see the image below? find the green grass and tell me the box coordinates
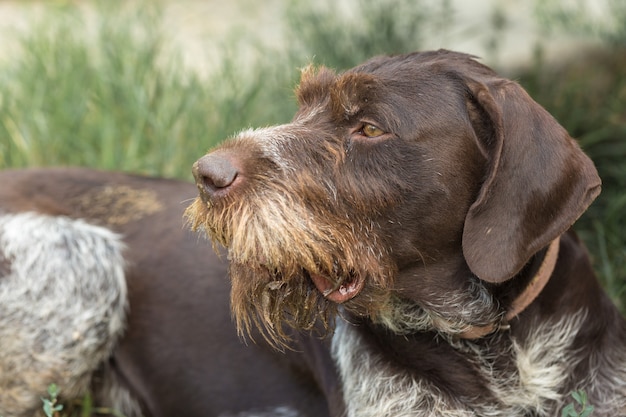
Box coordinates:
[282,0,452,70]
[562,390,595,417]
[0,1,289,179]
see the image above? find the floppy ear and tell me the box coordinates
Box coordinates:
[462,77,601,283]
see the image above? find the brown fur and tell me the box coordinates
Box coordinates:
[187,50,626,415]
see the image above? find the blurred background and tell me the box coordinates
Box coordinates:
[0,0,624,311]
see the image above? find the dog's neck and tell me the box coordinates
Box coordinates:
[459,236,561,339]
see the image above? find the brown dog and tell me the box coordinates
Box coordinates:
[1,50,625,416]
[187,50,626,415]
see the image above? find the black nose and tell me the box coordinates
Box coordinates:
[192,152,239,198]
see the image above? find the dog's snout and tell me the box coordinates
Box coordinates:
[193,153,240,198]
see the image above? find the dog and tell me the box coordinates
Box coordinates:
[1,50,624,417]
[186,50,626,416]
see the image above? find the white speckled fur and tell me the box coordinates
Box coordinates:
[332,311,626,416]
[0,212,128,417]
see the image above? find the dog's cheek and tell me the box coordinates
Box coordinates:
[394,255,468,296]
[336,139,420,213]
[229,261,337,347]
[382,135,485,264]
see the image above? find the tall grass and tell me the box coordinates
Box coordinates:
[0,1,285,179]
[283,0,454,70]
[535,0,626,46]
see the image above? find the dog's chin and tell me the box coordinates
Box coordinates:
[185,196,395,347]
[228,261,392,350]
[229,261,336,349]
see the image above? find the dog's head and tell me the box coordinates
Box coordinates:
[186,50,600,347]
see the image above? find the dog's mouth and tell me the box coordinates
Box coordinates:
[309,271,365,303]
[185,194,394,348]
[227,259,391,350]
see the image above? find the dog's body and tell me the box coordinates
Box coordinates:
[2,50,626,416]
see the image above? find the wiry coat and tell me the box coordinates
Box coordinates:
[188,50,626,416]
[1,50,625,417]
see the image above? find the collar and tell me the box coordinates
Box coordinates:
[459,236,561,339]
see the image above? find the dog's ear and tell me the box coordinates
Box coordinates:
[462,77,601,283]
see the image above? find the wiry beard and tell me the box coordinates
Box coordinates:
[185,188,395,349]
[228,261,338,348]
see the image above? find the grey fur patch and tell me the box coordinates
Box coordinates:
[0,212,128,417]
[332,311,626,417]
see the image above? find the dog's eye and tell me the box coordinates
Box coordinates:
[360,123,385,138]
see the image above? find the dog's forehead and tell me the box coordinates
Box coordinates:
[295,51,494,126]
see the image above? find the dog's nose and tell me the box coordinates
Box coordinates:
[192,152,239,198]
